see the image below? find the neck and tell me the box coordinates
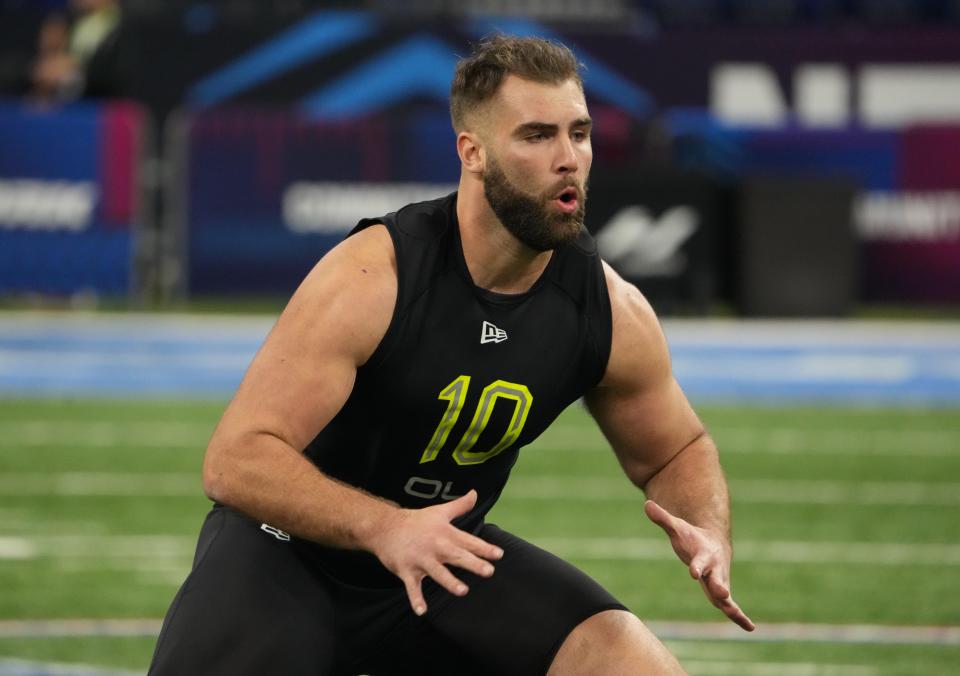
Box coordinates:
[456,174,553,294]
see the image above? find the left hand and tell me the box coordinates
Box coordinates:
[645,499,755,631]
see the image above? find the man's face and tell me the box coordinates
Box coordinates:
[483,155,587,252]
[478,76,592,252]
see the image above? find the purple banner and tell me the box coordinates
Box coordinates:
[859,126,960,303]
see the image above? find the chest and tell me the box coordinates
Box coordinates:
[365,271,590,467]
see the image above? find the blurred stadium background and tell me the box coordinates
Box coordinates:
[1,1,959,674]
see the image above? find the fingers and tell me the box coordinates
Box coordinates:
[399,552,477,617]
[709,585,755,632]
[426,561,470,598]
[703,568,730,599]
[725,601,755,632]
[698,570,756,632]
[391,498,504,617]
[399,545,495,618]
[437,488,478,520]
[643,499,678,535]
[454,529,504,563]
[645,501,756,632]
[398,556,478,617]
[401,573,428,617]
[688,551,711,580]
[448,543,497,578]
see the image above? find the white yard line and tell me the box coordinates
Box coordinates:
[0,421,211,448]
[0,535,195,560]
[0,473,201,496]
[533,537,960,566]
[0,657,875,676]
[0,658,142,676]
[0,472,957,507]
[679,660,877,676]
[731,479,960,506]
[0,619,161,639]
[1,471,958,507]
[0,618,956,647]
[0,419,956,455]
[535,424,960,456]
[503,476,960,507]
[1,533,958,566]
[652,620,960,646]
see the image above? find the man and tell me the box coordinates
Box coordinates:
[150,35,753,675]
[29,0,127,102]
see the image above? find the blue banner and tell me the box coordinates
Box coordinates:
[0,101,143,296]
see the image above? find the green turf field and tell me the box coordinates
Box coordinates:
[0,399,958,674]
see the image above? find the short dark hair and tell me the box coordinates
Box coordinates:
[450,34,583,133]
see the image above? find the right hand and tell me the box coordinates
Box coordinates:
[370,489,504,616]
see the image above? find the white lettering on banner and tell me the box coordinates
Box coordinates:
[712,63,960,128]
[283,182,458,234]
[711,63,789,127]
[795,64,850,128]
[861,65,960,128]
[856,191,960,242]
[0,180,98,232]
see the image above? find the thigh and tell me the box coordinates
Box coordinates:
[401,524,627,676]
[149,506,339,676]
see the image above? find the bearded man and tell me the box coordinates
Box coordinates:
[150,34,753,676]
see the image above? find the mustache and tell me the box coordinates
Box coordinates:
[543,177,587,201]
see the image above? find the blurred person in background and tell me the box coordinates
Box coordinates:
[150,35,753,675]
[29,0,128,103]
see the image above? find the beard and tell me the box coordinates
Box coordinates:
[482,157,587,252]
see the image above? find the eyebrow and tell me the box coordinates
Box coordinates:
[512,117,593,136]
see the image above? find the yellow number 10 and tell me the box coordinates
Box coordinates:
[419,376,533,466]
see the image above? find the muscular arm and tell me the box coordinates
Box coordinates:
[202,225,397,547]
[585,262,753,630]
[202,225,501,614]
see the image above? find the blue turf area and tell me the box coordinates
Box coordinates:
[1,313,958,405]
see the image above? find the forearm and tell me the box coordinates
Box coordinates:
[642,433,731,544]
[203,431,397,552]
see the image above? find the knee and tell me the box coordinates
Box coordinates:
[563,609,645,654]
[548,610,685,676]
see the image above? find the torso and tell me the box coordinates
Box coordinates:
[303,192,612,581]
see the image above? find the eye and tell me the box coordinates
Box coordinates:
[572,129,589,142]
[526,132,547,143]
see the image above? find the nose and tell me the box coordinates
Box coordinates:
[554,136,579,176]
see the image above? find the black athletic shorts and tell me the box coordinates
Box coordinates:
[149,505,627,675]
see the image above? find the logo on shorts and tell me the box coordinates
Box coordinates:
[260,523,291,541]
[481,321,508,344]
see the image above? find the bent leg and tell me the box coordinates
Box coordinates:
[416,525,627,676]
[149,507,338,676]
[548,609,685,676]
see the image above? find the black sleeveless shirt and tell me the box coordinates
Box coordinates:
[302,192,612,583]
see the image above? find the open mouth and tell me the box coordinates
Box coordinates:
[553,186,579,214]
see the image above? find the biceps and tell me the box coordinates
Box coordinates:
[586,377,704,486]
[225,334,358,451]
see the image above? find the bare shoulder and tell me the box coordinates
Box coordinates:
[598,260,672,391]
[213,224,397,453]
[304,222,396,294]
[280,223,397,366]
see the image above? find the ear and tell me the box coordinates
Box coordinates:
[456,131,486,175]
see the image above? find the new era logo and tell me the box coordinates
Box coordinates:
[260,524,291,541]
[481,321,508,344]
